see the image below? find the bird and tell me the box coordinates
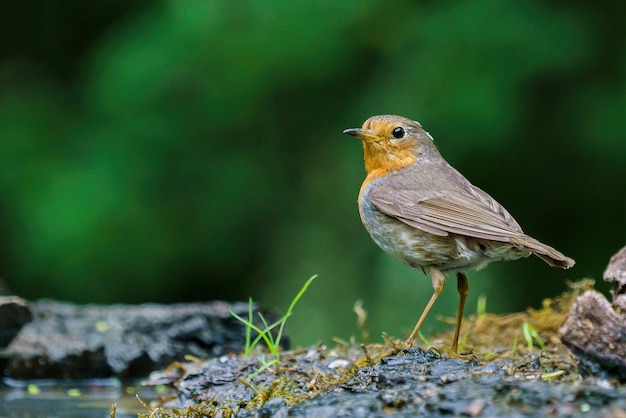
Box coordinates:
[343,114,575,354]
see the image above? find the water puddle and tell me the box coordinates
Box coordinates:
[1,378,162,417]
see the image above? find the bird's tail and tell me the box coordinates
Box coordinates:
[511,236,575,269]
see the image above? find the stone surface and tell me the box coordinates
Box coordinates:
[558,246,626,382]
[0,297,32,349]
[559,290,626,381]
[603,245,626,311]
[155,347,626,417]
[0,299,283,380]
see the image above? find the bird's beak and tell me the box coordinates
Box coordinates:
[343,128,361,137]
[343,128,379,142]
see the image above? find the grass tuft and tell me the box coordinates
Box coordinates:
[229,274,317,375]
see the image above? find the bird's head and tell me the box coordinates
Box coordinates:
[343,115,439,176]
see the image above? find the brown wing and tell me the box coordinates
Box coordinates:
[370,188,526,242]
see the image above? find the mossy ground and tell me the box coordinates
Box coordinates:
[122,279,613,418]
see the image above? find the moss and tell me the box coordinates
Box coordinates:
[119,280,596,417]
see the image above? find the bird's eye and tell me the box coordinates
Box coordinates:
[392,127,405,139]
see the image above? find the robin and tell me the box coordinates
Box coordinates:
[344,115,575,354]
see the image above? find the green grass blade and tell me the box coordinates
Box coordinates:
[246,297,253,353]
[275,274,317,346]
[529,325,546,350]
[417,329,430,346]
[229,308,275,356]
[522,322,533,351]
[257,312,279,360]
[476,294,487,318]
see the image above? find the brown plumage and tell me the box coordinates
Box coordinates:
[344,115,574,353]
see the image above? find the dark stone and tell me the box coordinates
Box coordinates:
[0,300,284,380]
[558,246,626,382]
[162,346,626,417]
[558,291,626,381]
[0,297,33,348]
[558,247,626,381]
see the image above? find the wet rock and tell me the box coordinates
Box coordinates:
[322,349,623,417]
[0,297,32,348]
[157,347,625,417]
[154,344,361,411]
[108,277,626,416]
[559,291,626,381]
[0,300,283,380]
[559,246,626,381]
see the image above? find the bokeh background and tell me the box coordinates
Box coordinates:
[0,0,623,346]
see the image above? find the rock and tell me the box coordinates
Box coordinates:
[0,297,32,348]
[603,245,626,312]
[160,348,626,417]
[558,291,626,381]
[0,300,284,380]
[559,246,626,381]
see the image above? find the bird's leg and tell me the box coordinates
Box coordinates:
[405,266,446,348]
[450,272,469,355]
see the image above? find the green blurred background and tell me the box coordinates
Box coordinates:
[0,0,623,347]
